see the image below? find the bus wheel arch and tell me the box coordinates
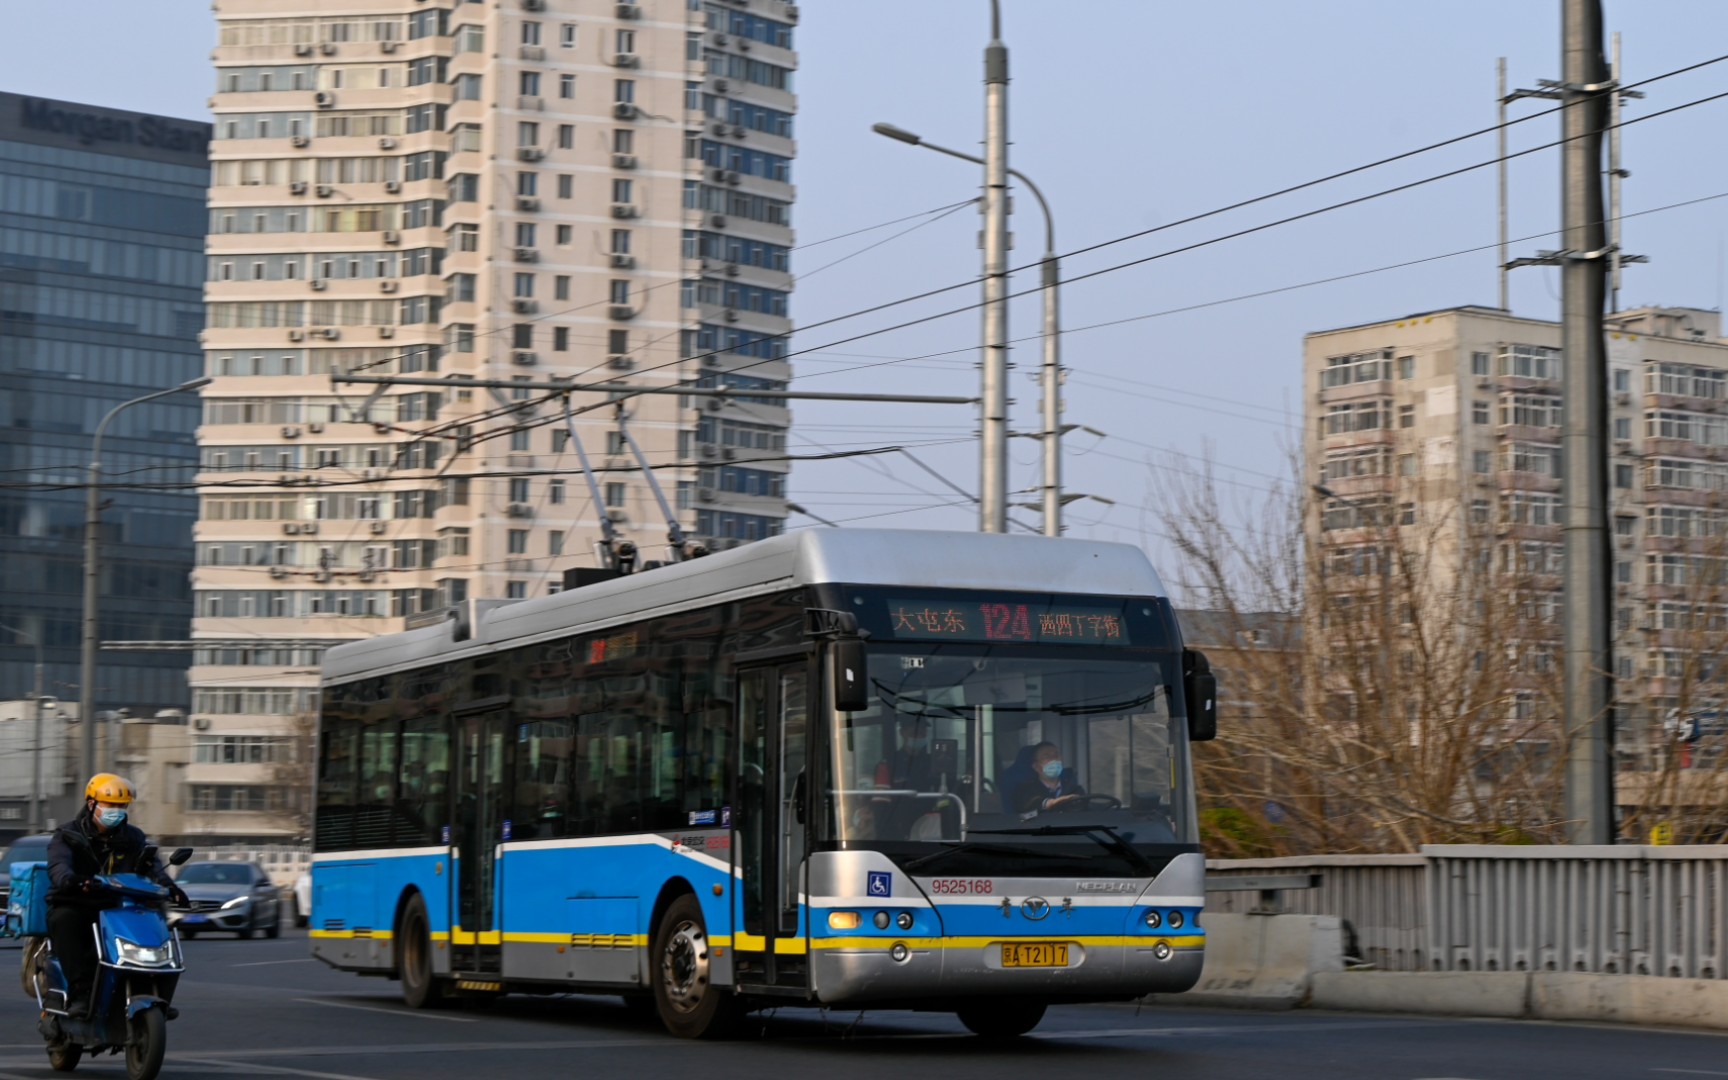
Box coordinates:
[649,888,743,1038]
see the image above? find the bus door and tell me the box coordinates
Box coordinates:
[735,662,810,988]
[452,706,510,975]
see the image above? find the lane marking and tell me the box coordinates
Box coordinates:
[1653,1071,1728,1076]
[293,997,479,1023]
[185,1056,386,1080]
[232,958,318,968]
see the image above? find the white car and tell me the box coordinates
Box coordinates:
[293,869,311,928]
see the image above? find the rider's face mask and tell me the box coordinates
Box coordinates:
[95,804,127,828]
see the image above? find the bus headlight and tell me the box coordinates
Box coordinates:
[828,911,861,930]
[1168,910,1184,929]
[1144,910,1162,929]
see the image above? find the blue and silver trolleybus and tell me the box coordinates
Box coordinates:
[311,529,1218,1037]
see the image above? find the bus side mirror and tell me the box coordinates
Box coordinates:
[833,637,869,714]
[1183,648,1217,742]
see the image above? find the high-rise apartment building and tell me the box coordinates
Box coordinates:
[0,93,209,720]
[1306,303,1728,818]
[197,0,797,840]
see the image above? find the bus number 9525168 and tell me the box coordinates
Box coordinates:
[928,879,994,895]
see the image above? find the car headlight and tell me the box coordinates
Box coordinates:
[220,895,251,911]
[113,938,176,968]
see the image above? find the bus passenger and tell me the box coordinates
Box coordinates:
[877,717,936,791]
[1012,742,1087,817]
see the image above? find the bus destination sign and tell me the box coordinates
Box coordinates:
[884,598,1128,645]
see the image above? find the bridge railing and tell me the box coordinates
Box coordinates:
[1211,845,1728,979]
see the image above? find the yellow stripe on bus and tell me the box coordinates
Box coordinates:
[809,935,1206,951]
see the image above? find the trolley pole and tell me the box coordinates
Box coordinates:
[979,0,1011,533]
[1560,0,1615,845]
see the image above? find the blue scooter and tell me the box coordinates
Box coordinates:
[29,846,194,1080]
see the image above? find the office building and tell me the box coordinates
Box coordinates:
[0,92,209,721]
[197,0,798,839]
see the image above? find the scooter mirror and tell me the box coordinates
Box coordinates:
[168,847,194,866]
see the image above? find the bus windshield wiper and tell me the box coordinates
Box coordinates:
[967,823,1158,877]
[903,841,1088,872]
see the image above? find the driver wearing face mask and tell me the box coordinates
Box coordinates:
[46,774,186,1016]
[1012,742,1088,816]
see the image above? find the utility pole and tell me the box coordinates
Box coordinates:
[979,0,1011,533]
[1560,0,1614,845]
[1498,57,1510,311]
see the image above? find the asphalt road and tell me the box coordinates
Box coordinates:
[0,930,1720,1079]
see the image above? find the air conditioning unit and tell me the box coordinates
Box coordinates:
[525,0,545,9]
[731,124,747,138]
[314,91,336,108]
[313,569,333,584]
[307,422,324,433]
[362,468,383,480]
[308,278,327,292]
[1615,392,1631,406]
[512,351,538,366]
[612,53,640,68]
[702,355,721,368]
[281,426,302,438]
[384,180,402,193]
[517,96,545,112]
[611,153,637,170]
[289,180,308,195]
[320,327,341,340]
[709,214,727,228]
[610,203,639,219]
[320,42,337,55]
[283,523,302,535]
[724,262,740,277]
[290,135,310,148]
[786,5,800,23]
[739,40,752,52]
[379,279,398,294]
[512,298,538,314]
[613,103,638,120]
[380,39,398,53]
[712,122,729,138]
[516,196,540,212]
[608,354,634,370]
[610,253,636,269]
[614,1,639,18]
[520,45,546,61]
[315,184,334,198]
[516,147,545,161]
[294,43,314,57]
[714,33,730,46]
[301,521,319,535]
[724,308,739,322]
[507,502,534,517]
[699,443,718,459]
[724,170,741,186]
[713,79,730,94]
[608,304,636,320]
[381,230,401,244]
[721,448,736,460]
[711,166,728,183]
[193,717,212,731]
[606,508,628,523]
[370,521,388,535]
[378,325,395,338]
[378,137,396,150]
[697,487,716,501]
[514,247,539,262]
[287,329,306,342]
[269,567,290,580]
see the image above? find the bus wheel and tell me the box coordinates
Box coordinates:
[651,894,741,1039]
[397,894,445,1009]
[956,999,1047,1038]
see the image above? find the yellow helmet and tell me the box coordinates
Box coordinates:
[85,773,135,806]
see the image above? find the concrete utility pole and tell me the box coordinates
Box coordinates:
[979,0,1011,533]
[1560,0,1615,845]
[1498,57,1509,311]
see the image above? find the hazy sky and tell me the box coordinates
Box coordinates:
[10,2,1728,590]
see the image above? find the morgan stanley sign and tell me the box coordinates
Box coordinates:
[2,93,209,163]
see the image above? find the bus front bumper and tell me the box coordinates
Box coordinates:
[808,937,1204,1004]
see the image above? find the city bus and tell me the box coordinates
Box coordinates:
[310,528,1217,1038]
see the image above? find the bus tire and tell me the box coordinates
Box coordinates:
[397,893,445,1010]
[956,999,1047,1038]
[650,894,741,1039]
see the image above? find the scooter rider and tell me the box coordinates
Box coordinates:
[46,774,188,1017]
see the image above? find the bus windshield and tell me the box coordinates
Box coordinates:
[828,644,1193,867]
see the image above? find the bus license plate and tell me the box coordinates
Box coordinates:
[1001,942,1069,968]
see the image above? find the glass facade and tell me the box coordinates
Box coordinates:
[0,93,210,713]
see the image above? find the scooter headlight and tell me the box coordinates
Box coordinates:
[113,937,176,968]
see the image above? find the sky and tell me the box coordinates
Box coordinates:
[8,1,1728,594]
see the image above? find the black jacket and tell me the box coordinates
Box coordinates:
[46,811,168,909]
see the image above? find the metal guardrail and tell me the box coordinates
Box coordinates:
[1211,846,1728,979]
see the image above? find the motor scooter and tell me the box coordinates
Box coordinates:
[26,846,194,1080]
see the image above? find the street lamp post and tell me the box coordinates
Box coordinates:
[1,622,48,831]
[80,377,211,785]
[873,122,1064,536]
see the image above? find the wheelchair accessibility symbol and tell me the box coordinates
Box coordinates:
[866,871,892,898]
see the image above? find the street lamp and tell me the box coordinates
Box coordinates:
[873,121,1065,537]
[80,377,211,784]
[1,622,48,831]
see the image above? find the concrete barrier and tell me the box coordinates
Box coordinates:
[1171,914,1344,1009]
[1310,971,1529,1018]
[1530,973,1728,1030]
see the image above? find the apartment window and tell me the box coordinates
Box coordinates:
[1397,453,1416,477]
[616,29,636,54]
[611,229,631,253]
[515,222,537,247]
[1470,499,1489,524]
[548,530,565,556]
[612,178,633,203]
[448,324,475,352]
[450,223,479,252]
[507,529,528,554]
[609,280,630,304]
[605,483,626,507]
[556,224,573,244]
[613,129,634,153]
[1614,416,1632,440]
[509,428,530,452]
[553,327,569,351]
[549,479,566,503]
[1616,560,1632,584]
[554,276,570,300]
[560,23,577,48]
[1399,502,1416,526]
[558,175,573,199]
[1397,355,1415,380]
[557,124,574,149]
[1473,449,1491,474]
[1472,400,1490,425]
[1613,368,1631,393]
[514,273,535,298]
[518,172,538,196]
[1615,463,1633,488]
[506,581,527,599]
[520,72,541,96]
[454,74,482,101]
[518,121,540,147]
[509,477,530,502]
[609,329,628,353]
[1471,351,1490,377]
[560,74,575,99]
[606,433,625,455]
[522,21,542,45]
[1397,404,1415,429]
[512,323,533,348]
[614,79,635,103]
[1614,514,1636,537]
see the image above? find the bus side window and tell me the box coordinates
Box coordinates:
[398,714,448,845]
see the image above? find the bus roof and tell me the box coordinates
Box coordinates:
[320,527,1166,685]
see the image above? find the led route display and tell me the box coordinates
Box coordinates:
[883,598,1129,645]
